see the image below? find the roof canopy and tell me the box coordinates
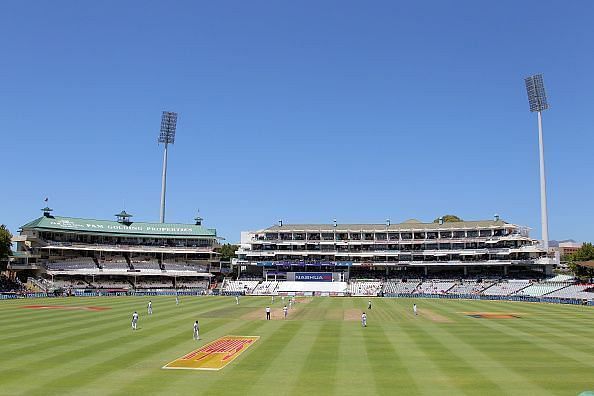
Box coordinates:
[21,216,217,238]
[264,220,512,232]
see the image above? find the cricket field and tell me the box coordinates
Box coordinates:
[0,296,592,395]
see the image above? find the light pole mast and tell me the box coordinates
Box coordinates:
[158,111,178,223]
[524,74,550,250]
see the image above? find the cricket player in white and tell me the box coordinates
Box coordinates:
[147,300,153,315]
[131,311,139,330]
[193,320,200,340]
[283,305,288,319]
[175,295,179,305]
[361,312,367,327]
[236,296,239,305]
[413,303,418,315]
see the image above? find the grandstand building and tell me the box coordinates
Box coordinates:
[235,217,555,280]
[10,208,220,291]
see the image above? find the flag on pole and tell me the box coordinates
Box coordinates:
[44,197,48,202]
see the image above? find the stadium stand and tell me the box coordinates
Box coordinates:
[92,278,132,289]
[481,281,531,296]
[414,280,456,294]
[383,280,421,294]
[448,281,494,295]
[176,279,209,289]
[0,275,21,292]
[541,284,594,300]
[164,263,206,272]
[513,283,566,297]
[348,281,382,296]
[46,258,97,271]
[99,259,130,270]
[135,278,174,288]
[251,281,279,295]
[222,280,259,295]
[131,261,162,271]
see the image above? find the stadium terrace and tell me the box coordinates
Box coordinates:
[235,217,556,281]
[9,208,220,292]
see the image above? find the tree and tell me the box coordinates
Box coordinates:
[567,242,594,278]
[433,215,463,223]
[0,225,12,271]
[218,244,238,262]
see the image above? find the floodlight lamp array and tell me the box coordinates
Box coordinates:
[525,74,549,112]
[158,111,178,144]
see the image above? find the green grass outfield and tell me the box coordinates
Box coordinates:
[0,296,592,396]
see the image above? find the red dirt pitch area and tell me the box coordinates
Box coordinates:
[21,305,111,312]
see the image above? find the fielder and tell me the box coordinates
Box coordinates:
[266,306,271,320]
[361,312,367,327]
[283,305,288,319]
[131,311,139,330]
[193,320,200,340]
[413,303,418,316]
[236,296,239,305]
[147,300,153,315]
[175,295,179,306]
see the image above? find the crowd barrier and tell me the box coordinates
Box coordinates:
[1,291,592,306]
[383,293,593,306]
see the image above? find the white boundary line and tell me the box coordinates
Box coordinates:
[162,335,260,371]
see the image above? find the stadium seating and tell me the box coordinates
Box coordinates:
[175,279,209,289]
[383,280,421,294]
[481,281,531,296]
[542,284,594,300]
[46,258,97,271]
[91,278,132,289]
[348,281,382,296]
[251,281,279,295]
[448,281,494,295]
[222,280,259,294]
[0,276,22,292]
[134,278,174,288]
[132,261,162,271]
[414,281,456,294]
[513,283,566,297]
[164,263,205,272]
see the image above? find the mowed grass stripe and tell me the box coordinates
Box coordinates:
[240,321,324,396]
[363,315,419,395]
[108,317,269,396]
[334,298,377,396]
[374,299,469,395]
[421,300,554,396]
[0,295,180,337]
[201,321,307,395]
[289,320,342,395]
[0,296,226,363]
[1,296,593,396]
[438,299,594,395]
[446,299,594,366]
[0,297,140,330]
[19,317,230,395]
[4,298,232,394]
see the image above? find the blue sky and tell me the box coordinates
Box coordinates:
[1,1,593,243]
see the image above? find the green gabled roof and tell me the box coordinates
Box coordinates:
[21,216,217,238]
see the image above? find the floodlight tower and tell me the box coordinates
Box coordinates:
[524,74,550,250]
[158,111,178,223]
